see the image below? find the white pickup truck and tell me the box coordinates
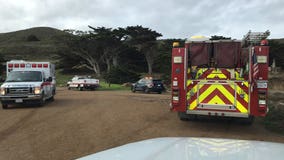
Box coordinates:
[67,76,99,91]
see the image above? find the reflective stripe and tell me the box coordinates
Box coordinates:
[206,70,227,79]
[187,81,249,113]
[208,95,226,104]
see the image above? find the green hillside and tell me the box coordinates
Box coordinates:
[0,27,71,61]
[271,38,284,44]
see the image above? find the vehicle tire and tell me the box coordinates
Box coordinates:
[50,96,54,101]
[68,87,71,90]
[144,87,150,94]
[38,93,45,106]
[178,112,196,121]
[131,87,136,93]
[239,116,254,125]
[2,104,8,109]
[79,87,83,91]
[158,91,162,94]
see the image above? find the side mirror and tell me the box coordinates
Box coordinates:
[46,77,52,82]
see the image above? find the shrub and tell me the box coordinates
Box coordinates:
[27,34,40,41]
[103,67,140,85]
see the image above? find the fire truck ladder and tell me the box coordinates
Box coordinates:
[242,30,270,46]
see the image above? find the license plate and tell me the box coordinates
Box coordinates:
[15,99,23,103]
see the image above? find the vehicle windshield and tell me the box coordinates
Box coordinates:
[153,80,162,84]
[6,71,42,82]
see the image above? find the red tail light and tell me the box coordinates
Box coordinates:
[8,64,13,68]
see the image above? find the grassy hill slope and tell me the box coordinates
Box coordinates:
[0,27,71,61]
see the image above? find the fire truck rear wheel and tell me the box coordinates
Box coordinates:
[178,112,196,121]
[239,116,254,125]
[2,104,8,109]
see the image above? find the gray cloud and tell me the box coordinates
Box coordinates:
[0,0,283,39]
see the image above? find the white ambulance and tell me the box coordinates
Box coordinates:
[0,60,56,109]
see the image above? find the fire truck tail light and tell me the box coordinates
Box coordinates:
[173,81,178,86]
[259,100,266,105]
[173,96,179,101]
[173,56,182,63]
[257,82,267,88]
[38,64,42,68]
[172,89,179,103]
[258,92,266,105]
[20,64,25,68]
[32,64,37,68]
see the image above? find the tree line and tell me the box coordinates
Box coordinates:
[58,25,183,84]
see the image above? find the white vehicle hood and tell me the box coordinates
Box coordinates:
[1,82,42,88]
[78,137,284,160]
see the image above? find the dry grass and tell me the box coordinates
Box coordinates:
[264,72,284,133]
[269,72,284,91]
[264,91,284,134]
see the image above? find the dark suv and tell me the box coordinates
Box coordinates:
[131,78,164,94]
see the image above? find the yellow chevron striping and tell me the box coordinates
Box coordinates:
[187,82,203,100]
[198,85,234,104]
[243,81,249,88]
[189,99,197,110]
[187,84,248,113]
[236,86,248,103]
[187,80,192,86]
[208,95,226,105]
[236,101,248,113]
[207,70,227,79]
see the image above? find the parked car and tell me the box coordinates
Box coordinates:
[67,76,99,91]
[131,78,164,94]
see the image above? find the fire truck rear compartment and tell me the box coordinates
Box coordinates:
[187,81,249,118]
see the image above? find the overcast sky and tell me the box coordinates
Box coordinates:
[0,0,283,39]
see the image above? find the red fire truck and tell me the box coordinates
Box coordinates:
[171,31,270,123]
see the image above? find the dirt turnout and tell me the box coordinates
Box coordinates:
[0,88,283,160]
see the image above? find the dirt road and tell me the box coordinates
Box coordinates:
[0,88,283,160]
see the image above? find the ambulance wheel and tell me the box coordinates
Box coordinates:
[79,87,83,91]
[38,93,45,106]
[50,96,54,101]
[178,112,196,121]
[2,104,8,109]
